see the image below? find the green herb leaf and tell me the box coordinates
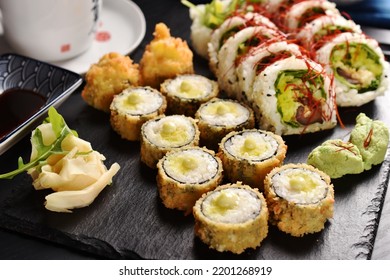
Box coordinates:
[0,107,75,180]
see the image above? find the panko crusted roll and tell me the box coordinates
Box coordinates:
[218,129,287,190]
[81,52,140,112]
[251,55,337,135]
[193,182,268,254]
[264,163,334,237]
[139,23,194,89]
[195,98,255,150]
[140,115,200,168]
[156,147,223,215]
[110,87,167,141]
[315,32,389,107]
[160,74,219,117]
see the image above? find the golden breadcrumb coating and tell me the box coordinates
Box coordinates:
[82,52,140,112]
[140,23,194,88]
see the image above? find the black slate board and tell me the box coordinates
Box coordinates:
[0,0,389,260]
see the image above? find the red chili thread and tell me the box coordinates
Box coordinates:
[334,142,358,155]
[363,127,374,149]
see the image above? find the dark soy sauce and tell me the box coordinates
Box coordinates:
[0,88,47,140]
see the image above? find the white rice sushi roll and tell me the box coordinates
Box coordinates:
[236,39,303,103]
[156,146,223,215]
[193,182,269,254]
[160,74,219,117]
[251,55,337,135]
[296,14,362,51]
[188,4,213,59]
[315,32,389,107]
[217,25,282,99]
[218,129,287,189]
[264,163,334,237]
[282,0,340,33]
[110,87,167,141]
[195,98,255,150]
[140,115,200,168]
[262,0,285,14]
[208,12,278,75]
[185,0,242,59]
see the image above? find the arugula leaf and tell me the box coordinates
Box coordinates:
[0,107,76,180]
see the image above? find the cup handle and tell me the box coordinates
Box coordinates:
[0,9,3,36]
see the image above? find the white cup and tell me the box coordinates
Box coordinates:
[0,0,102,62]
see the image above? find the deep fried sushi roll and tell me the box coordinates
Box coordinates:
[139,23,194,89]
[195,98,255,150]
[82,52,140,112]
[264,163,334,237]
[110,87,167,141]
[140,115,200,168]
[218,129,287,190]
[193,182,269,254]
[156,147,223,215]
[160,74,219,117]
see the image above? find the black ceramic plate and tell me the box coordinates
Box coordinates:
[0,53,83,155]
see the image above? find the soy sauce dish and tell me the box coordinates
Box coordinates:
[0,53,83,155]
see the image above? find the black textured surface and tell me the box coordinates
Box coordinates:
[0,0,389,260]
[0,53,82,155]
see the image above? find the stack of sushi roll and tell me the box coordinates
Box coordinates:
[315,32,389,107]
[110,87,167,141]
[218,129,287,189]
[265,0,389,107]
[276,0,340,33]
[156,146,223,215]
[193,182,269,254]
[140,115,200,168]
[264,163,334,237]
[184,0,389,130]
[185,0,242,59]
[250,55,337,135]
[215,25,284,99]
[195,98,255,150]
[236,38,304,103]
[295,14,363,51]
[208,12,279,76]
[160,74,219,117]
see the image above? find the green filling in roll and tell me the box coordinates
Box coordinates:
[219,26,242,48]
[275,70,326,128]
[330,42,383,93]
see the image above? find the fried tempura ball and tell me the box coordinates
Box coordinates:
[82,52,140,112]
[139,23,194,89]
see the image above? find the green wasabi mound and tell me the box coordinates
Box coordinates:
[307,139,364,179]
[349,113,389,170]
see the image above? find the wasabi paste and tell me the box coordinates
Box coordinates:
[307,139,364,179]
[349,113,389,170]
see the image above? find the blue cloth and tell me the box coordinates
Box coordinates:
[337,0,390,29]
